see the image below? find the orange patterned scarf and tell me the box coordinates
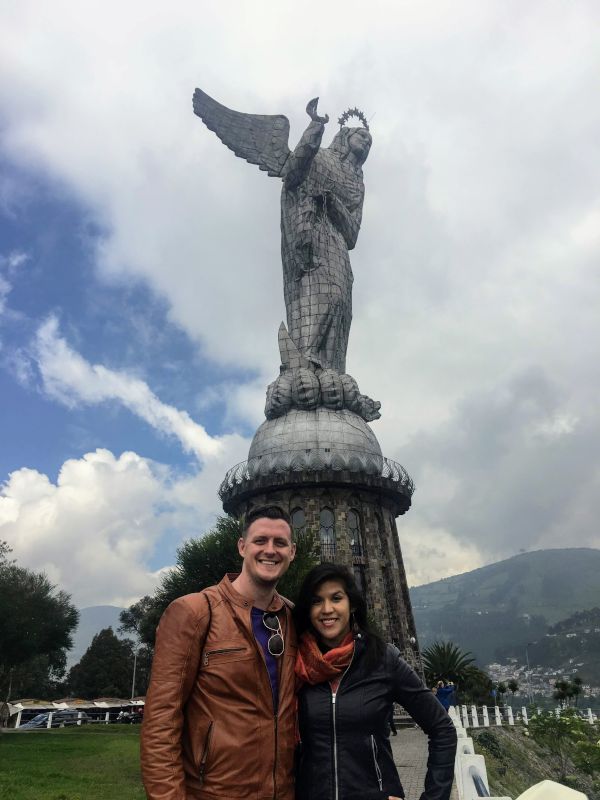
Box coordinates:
[295,630,355,688]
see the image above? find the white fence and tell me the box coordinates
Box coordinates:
[453,705,598,729]
[450,707,511,799]
[450,706,598,799]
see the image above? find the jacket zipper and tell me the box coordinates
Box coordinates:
[331,650,355,800]
[268,626,281,800]
[198,721,214,785]
[254,610,283,799]
[272,713,278,799]
[370,734,383,791]
[203,647,244,666]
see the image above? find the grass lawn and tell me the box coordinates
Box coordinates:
[0,726,146,800]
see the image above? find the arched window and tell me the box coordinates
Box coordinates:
[319,507,336,561]
[291,507,306,539]
[348,508,363,557]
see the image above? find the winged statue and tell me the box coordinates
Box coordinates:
[193,89,380,421]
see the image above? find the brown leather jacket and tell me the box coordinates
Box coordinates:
[141,575,297,800]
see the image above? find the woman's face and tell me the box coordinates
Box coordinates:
[348,129,372,162]
[309,579,352,648]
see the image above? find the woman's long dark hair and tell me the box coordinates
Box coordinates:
[293,563,386,671]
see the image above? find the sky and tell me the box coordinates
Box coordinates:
[0,0,599,608]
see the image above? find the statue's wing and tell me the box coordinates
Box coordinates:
[193,88,290,178]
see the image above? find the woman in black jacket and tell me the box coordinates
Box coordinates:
[293,564,457,800]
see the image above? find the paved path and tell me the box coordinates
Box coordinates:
[391,727,458,800]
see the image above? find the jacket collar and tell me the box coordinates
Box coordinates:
[220,573,287,613]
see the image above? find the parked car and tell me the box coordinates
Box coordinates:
[19,710,89,729]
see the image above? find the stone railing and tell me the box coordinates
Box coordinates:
[218,452,415,500]
[450,707,511,800]
[450,706,593,799]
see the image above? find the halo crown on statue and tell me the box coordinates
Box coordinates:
[337,107,369,130]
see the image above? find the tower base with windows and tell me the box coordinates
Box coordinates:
[219,413,421,671]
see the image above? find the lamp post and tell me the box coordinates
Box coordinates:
[131,648,139,702]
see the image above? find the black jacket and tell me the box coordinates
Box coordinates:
[296,639,457,800]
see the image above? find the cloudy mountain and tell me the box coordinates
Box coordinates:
[410,548,600,667]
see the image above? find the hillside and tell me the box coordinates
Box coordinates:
[409,548,600,667]
[515,607,600,683]
[472,727,598,799]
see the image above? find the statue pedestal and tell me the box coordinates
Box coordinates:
[219,409,420,669]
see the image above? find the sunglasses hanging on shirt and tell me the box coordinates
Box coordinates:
[262,613,285,657]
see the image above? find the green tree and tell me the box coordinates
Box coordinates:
[507,678,519,698]
[121,515,318,649]
[571,676,583,707]
[422,641,494,704]
[0,546,78,700]
[460,667,494,705]
[553,677,584,708]
[118,595,162,652]
[422,641,476,685]
[496,681,507,706]
[554,679,571,707]
[7,653,68,700]
[68,628,134,698]
[528,708,591,781]
[573,739,600,779]
[0,541,11,564]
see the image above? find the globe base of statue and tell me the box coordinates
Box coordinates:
[249,408,383,475]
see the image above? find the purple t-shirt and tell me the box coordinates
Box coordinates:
[251,607,279,712]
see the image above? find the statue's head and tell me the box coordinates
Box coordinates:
[330,126,372,166]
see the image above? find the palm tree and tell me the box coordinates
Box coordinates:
[507,678,519,706]
[553,679,570,708]
[422,641,476,686]
[571,676,583,708]
[496,681,507,706]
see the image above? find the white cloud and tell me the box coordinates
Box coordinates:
[0,250,26,315]
[2,1,597,386]
[1,0,599,581]
[0,444,248,606]
[1,250,29,272]
[399,368,600,564]
[0,314,255,607]
[0,449,175,606]
[0,275,9,316]
[197,376,268,432]
[400,522,484,588]
[34,316,225,461]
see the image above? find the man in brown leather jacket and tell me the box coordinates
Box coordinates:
[141,507,297,800]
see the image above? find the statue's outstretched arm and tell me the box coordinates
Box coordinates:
[193,88,291,177]
[282,98,328,190]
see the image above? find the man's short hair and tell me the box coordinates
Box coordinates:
[243,506,293,539]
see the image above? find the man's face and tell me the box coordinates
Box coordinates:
[238,517,296,587]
